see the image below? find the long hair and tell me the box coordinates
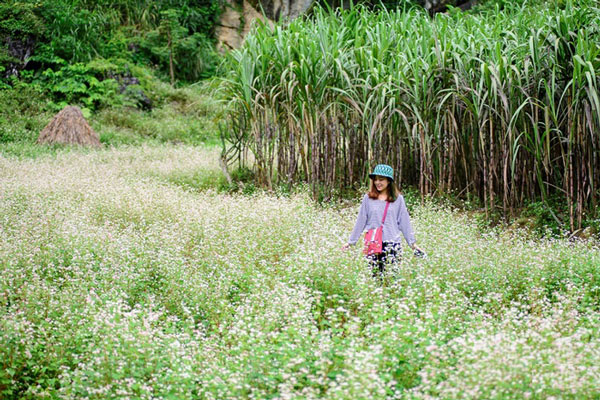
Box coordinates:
[367,177,399,202]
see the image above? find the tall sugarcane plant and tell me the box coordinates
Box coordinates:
[221,0,600,229]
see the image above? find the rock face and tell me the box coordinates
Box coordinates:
[37,106,101,147]
[255,0,315,21]
[2,36,36,78]
[216,0,275,51]
[216,0,313,51]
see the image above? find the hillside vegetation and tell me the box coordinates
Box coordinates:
[0,0,223,150]
[1,0,221,84]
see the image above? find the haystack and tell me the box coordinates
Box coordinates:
[37,106,101,147]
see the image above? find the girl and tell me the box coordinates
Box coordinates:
[342,164,425,276]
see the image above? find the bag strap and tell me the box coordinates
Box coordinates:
[381,201,390,225]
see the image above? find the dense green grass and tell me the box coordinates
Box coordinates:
[93,83,223,146]
[2,145,600,399]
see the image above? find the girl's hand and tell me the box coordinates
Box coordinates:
[341,243,351,251]
[411,244,426,258]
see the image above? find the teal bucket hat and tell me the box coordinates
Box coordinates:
[369,164,394,181]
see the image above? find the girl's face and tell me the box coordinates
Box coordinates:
[373,176,389,193]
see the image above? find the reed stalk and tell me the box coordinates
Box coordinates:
[221,0,600,228]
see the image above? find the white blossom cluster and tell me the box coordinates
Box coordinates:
[1,145,599,399]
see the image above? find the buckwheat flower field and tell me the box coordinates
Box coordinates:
[2,145,600,399]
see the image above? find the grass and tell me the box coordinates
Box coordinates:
[93,82,224,146]
[0,80,223,158]
[2,144,600,399]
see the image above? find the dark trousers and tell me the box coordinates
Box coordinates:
[366,241,402,277]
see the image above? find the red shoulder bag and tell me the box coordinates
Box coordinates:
[363,201,390,256]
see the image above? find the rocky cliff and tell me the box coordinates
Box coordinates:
[216,0,314,51]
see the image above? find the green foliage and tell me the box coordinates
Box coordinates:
[32,1,122,64]
[94,104,216,146]
[0,0,225,152]
[133,7,220,82]
[9,0,223,72]
[474,0,567,12]
[162,168,231,191]
[31,58,168,112]
[38,63,120,111]
[91,82,223,146]
[521,197,565,236]
[153,164,257,194]
[0,1,45,40]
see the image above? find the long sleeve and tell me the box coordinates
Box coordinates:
[348,195,369,245]
[397,195,416,246]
